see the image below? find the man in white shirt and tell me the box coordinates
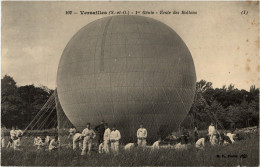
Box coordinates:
[226,131,236,143]
[137,123,147,147]
[1,125,6,148]
[151,138,161,151]
[208,123,217,145]
[49,136,59,151]
[69,127,76,138]
[7,126,16,148]
[15,126,23,147]
[45,135,52,145]
[110,125,121,155]
[124,143,136,151]
[195,136,209,150]
[81,123,96,155]
[103,123,111,153]
[10,126,16,140]
[34,136,43,150]
[72,132,83,151]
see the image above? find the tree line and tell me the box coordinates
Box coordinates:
[1,75,259,130]
[181,80,259,130]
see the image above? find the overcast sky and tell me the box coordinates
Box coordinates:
[2,1,259,90]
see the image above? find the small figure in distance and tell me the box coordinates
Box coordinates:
[151,138,161,151]
[9,126,16,148]
[124,143,137,151]
[208,123,217,146]
[226,130,236,143]
[49,135,59,151]
[137,123,147,148]
[1,124,7,148]
[195,135,209,150]
[194,126,199,143]
[68,126,76,138]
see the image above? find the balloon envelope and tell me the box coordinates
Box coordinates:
[56,15,196,143]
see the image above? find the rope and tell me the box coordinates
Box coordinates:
[30,98,56,130]
[198,92,225,130]
[38,105,56,130]
[46,114,57,128]
[23,93,55,132]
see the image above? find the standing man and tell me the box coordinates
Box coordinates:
[110,125,121,155]
[81,123,96,155]
[137,123,147,147]
[103,123,111,153]
[208,123,217,145]
[94,120,105,145]
[1,124,6,148]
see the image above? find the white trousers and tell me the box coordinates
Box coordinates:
[81,137,92,155]
[13,139,21,150]
[137,139,147,147]
[1,137,5,148]
[110,141,119,154]
[73,140,82,151]
[103,140,110,153]
[210,135,217,146]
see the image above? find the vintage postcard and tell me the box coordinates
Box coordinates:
[1,1,259,166]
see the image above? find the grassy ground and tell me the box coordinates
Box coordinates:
[1,133,259,166]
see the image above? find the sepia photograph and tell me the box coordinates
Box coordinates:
[1,1,259,166]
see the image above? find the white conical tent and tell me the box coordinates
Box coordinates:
[56,15,196,143]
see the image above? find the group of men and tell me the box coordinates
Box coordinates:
[1,125,61,152]
[195,123,237,150]
[1,126,23,150]
[33,135,60,151]
[69,120,148,155]
[1,122,237,154]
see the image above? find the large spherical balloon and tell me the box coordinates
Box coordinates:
[56,15,196,143]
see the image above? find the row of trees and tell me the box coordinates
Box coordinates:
[181,80,259,130]
[1,75,54,128]
[1,75,259,130]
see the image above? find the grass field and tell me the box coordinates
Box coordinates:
[1,132,259,166]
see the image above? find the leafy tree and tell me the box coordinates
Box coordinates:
[1,75,23,128]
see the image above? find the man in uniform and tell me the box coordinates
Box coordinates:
[15,126,23,147]
[137,123,147,148]
[109,125,121,155]
[103,123,111,153]
[49,136,59,151]
[72,131,83,151]
[208,123,217,145]
[81,123,96,155]
[94,120,105,145]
